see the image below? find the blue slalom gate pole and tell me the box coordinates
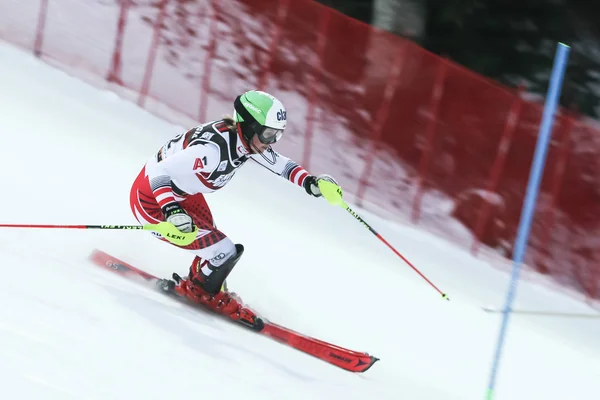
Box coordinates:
[486,42,570,400]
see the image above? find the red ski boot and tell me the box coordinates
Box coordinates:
[175,276,241,316]
[173,274,259,327]
[170,244,260,327]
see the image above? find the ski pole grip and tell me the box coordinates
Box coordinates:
[317,179,345,206]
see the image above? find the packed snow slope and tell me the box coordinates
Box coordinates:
[0,42,598,400]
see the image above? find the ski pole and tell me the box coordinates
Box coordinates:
[0,222,197,246]
[482,306,600,318]
[318,180,449,300]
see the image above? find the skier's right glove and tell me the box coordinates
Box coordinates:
[163,203,194,233]
[303,174,338,197]
[303,174,343,206]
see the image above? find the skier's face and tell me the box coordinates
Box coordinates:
[250,134,270,154]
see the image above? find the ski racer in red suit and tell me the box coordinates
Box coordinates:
[129,90,341,323]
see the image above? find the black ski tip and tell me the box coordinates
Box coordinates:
[360,356,380,373]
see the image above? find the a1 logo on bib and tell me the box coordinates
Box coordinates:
[277,109,286,121]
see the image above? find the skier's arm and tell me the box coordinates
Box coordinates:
[250,147,310,189]
[250,147,340,199]
[145,143,219,230]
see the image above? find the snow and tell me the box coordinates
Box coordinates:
[0,41,599,400]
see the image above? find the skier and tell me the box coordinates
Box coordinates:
[129,90,341,323]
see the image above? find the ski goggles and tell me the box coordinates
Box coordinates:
[257,127,284,144]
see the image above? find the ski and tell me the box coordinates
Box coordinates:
[88,249,379,373]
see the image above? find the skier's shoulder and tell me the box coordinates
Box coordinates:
[188,119,235,148]
[184,119,239,169]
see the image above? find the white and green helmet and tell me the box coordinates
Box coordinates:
[233,90,287,145]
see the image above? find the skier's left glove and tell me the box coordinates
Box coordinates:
[163,203,194,233]
[303,174,343,205]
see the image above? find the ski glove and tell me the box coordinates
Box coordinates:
[163,203,194,233]
[304,174,343,205]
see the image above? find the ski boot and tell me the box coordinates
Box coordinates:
[157,245,260,328]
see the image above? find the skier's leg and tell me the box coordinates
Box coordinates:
[186,243,243,295]
[174,193,245,313]
[129,166,231,273]
[130,169,246,316]
[129,166,168,235]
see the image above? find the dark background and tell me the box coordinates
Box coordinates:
[316,0,600,118]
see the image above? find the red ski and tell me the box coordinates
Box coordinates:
[89,249,378,373]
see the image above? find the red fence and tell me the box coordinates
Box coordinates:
[1,0,599,300]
